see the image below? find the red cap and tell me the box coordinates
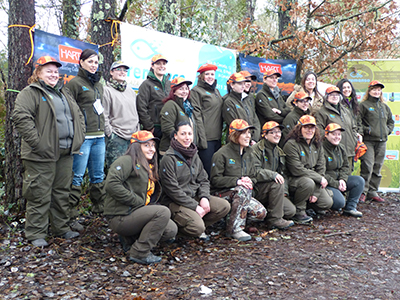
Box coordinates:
[263,69,282,78]
[229,119,255,134]
[294,92,312,102]
[197,63,217,73]
[34,56,62,68]
[298,115,316,126]
[325,86,341,94]
[227,73,251,85]
[239,70,256,81]
[130,131,159,144]
[369,80,385,89]
[325,123,345,135]
[151,54,168,64]
[171,77,192,87]
[262,121,283,133]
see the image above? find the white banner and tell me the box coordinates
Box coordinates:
[121,23,237,95]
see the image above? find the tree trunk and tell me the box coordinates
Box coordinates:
[295,58,303,84]
[278,1,291,38]
[5,0,35,211]
[244,0,256,23]
[62,0,81,39]
[157,0,176,34]
[89,0,116,81]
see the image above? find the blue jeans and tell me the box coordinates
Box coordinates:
[72,137,105,186]
[327,176,365,211]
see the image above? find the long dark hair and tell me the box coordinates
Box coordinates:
[162,83,191,104]
[336,78,359,115]
[125,142,158,181]
[285,123,322,147]
[301,71,322,99]
[171,121,192,139]
[79,49,98,67]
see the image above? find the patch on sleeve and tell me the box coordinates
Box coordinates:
[116,166,121,170]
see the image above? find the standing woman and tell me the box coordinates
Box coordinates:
[105,131,177,264]
[159,77,206,154]
[323,124,364,216]
[13,56,85,246]
[160,122,230,240]
[222,73,260,143]
[282,92,311,144]
[283,115,333,223]
[286,71,323,112]
[337,79,360,121]
[191,64,224,177]
[211,120,267,241]
[315,86,359,168]
[66,49,106,226]
[358,81,394,202]
[137,54,171,140]
[255,70,290,126]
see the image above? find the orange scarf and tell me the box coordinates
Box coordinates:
[146,164,155,205]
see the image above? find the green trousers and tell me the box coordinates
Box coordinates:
[23,148,73,240]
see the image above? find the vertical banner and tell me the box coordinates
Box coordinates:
[238,53,297,95]
[348,60,400,189]
[33,30,98,84]
[121,23,237,96]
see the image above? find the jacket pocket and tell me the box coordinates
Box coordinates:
[22,171,43,201]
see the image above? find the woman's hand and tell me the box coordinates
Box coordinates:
[272,108,282,114]
[357,133,363,143]
[275,174,285,185]
[199,198,210,214]
[196,205,206,218]
[237,177,253,190]
[309,195,318,203]
[320,177,328,189]
[338,180,347,192]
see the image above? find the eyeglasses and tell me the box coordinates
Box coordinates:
[303,125,316,130]
[296,99,311,104]
[114,68,128,72]
[328,94,340,98]
[268,130,282,135]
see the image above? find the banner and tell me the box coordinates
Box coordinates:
[33,30,98,84]
[121,23,237,95]
[238,53,297,95]
[348,60,400,189]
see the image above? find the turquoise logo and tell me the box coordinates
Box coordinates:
[229,159,236,164]
[206,92,211,95]
[42,97,46,102]
[130,39,158,60]
[300,151,305,157]
[154,86,160,91]
[268,97,273,101]
[177,161,184,167]
[135,164,141,170]
[179,111,185,116]
[328,157,333,162]
[329,114,336,118]
[82,86,89,91]
[369,107,375,111]
[235,104,241,109]
[264,156,268,162]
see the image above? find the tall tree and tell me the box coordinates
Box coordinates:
[5,0,35,211]
[89,0,117,80]
[157,0,177,34]
[62,0,81,39]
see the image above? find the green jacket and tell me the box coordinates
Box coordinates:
[282,106,310,144]
[136,71,171,131]
[255,83,290,125]
[159,97,206,151]
[159,146,210,211]
[65,68,104,135]
[358,96,394,142]
[222,90,261,140]
[104,155,161,216]
[12,81,85,162]
[283,138,325,184]
[191,80,223,141]
[322,139,349,189]
[210,142,258,193]
[315,100,358,157]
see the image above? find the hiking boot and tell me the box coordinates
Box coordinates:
[292,213,313,224]
[230,230,251,242]
[315,210,327,215]
[268,219,294,230]
[199,232,210,241]
[119,235,135,253]
[63,231,80,239]
[69,219,84,232]
[359,194,366,203]
[343,209,363,217]
[371,196,385,202]
[129,252,162,265]
[31,238,48,247]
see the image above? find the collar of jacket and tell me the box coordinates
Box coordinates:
[197,79,217,92]
[165,146,191,166]
[367,95,381,104]
[324,100,341,114]
[147,70,170,89]
[262,83,279,94]
[259,138,285,156]
[293,105,310,116]
[228,140,249,155]
[323,138,339,151]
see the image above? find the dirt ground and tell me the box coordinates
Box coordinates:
[1,192,399,300]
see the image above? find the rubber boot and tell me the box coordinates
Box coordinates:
[89,182,106,214]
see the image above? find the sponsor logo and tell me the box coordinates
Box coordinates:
[300,151,305,157]
[368,107,375,111]
[135,164,141,169]
[58,45,82,64]
[177,161,184,167]
[258,63,282,74]
[82,86,89,91]
[179,111,185,116]
[229,159,235,164]
[328,157,333,162]
[154,86,160,91]
[264,156,268,162]
[42,97,46,102]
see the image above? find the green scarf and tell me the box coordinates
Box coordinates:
[109,79,127,92]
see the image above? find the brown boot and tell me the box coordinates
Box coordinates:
[268,218,294,230]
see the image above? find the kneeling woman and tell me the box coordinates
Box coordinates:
[105,131,177,265]
[323,123,364,217]
[211,119,267,241]
[160,122,230,240]
[283,115,333,224]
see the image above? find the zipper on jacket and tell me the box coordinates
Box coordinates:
[378,102,383,141]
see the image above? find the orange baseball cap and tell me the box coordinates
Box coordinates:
[171,77,192,87]
[298,115,316,126]
[151,54,168,64]
[130,131,159,144]
[294,91,312,102]
[227,73,251,85]
[35,56,62,68]
[262,121,283,133]
[229,119,255,134]
[325,123,345,135]
[369,80,385,89]
[197,63,218,73]
[325,86,341,94]
[239,70,256,81]
[263,69,282,78]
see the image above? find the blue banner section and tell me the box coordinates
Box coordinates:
[238,53,297,95]
[34,30,98,84]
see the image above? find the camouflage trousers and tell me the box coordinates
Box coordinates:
[106,133,130,168]
[225,186,267,234]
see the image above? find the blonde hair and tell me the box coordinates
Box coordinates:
[27,66,44,84]
[361,86,384,103]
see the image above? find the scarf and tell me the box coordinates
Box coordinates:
[183,99,193,118]
[109,78,127,92]
[85,70,100,86]
[170,137,197,166]
[270,86,280,100]
[145,164,155,205]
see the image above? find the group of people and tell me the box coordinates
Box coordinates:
[13,51,394,265]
